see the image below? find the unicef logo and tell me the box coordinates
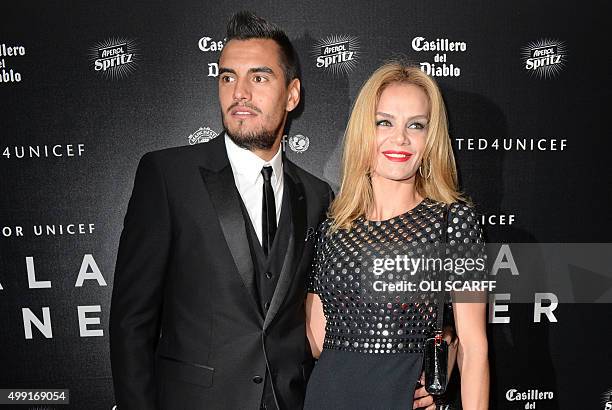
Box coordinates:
[188,127,218,145]
[287,134,309,153]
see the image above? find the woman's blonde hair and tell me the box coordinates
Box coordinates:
[328,61,465,233]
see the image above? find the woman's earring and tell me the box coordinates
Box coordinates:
[418,162,432,179]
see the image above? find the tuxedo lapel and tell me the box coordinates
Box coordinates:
[198,137,260,314]
[264,162,307,330]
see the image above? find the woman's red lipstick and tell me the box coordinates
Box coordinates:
[382,150,413,162]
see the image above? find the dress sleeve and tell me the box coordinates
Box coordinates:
[445,202,487,285]
[307,220,329,294]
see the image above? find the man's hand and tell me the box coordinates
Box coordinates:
[413,371,435,409]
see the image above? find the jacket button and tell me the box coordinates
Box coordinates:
[265,271,273,279]
[252,375,263,384]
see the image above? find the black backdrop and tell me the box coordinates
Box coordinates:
[1,1,612,409]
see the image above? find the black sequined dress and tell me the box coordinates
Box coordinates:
[304,198,484,410]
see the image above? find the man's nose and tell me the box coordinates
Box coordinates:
[232,78,251,101]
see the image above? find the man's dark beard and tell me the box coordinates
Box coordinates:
[225,128,278,151]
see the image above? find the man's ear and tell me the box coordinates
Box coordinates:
[286,78,301,112]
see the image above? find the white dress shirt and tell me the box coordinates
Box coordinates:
[225,134,284,245]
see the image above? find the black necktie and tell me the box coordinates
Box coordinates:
[261,166,277,256]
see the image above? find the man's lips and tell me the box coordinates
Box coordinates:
[382,150,413,162]
[228,103,260,117]
[231,108,257,116]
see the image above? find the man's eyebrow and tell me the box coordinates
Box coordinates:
[248,66,275,75]
[217,66,276,77]
[218,67,236,75]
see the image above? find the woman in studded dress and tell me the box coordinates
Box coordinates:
[304,62,489,410]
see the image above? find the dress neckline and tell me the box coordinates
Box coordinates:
[364,197,430,223]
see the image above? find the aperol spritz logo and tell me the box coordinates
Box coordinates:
[89,38,139,79]
[312,34,359,75]
[521,38,566,79]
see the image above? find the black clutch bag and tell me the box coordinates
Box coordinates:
[423,204,450,395]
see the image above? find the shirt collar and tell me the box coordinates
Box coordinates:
[224,133,283,186]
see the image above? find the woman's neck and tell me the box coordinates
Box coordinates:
[368,175,423,221]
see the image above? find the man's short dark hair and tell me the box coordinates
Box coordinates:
[225,11,299,85]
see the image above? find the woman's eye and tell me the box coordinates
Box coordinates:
[376,119,391,127]
[408,122,425,129]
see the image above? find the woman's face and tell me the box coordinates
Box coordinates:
[371,82,429,182]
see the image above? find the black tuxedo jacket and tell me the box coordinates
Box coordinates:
[109,134,332,409]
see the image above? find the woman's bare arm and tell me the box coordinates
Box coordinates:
[454,293,489,410]
[305,292,326,358]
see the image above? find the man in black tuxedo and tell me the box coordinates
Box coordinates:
[110,11,331,409]
[110,10,436,410]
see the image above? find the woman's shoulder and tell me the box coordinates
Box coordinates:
[424,198,479,219]
[424,198,482,238]
[314,217,335,242]
[317,217,333,232]
[448,201,479,220]
[315,216,361,240]
[446,200,483,242]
